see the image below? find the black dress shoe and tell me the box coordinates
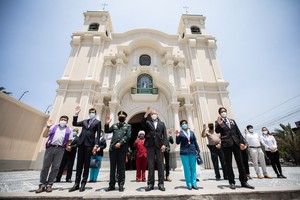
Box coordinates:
[187,186,192,190]
[69,183,79,192]
[241,182,255,189]
[145,185,154,191]
[66,179,72,183]
[192,186,198,190]
[229,183,236,190]
[158,186,165,191]
[119,186,124,192]
[106,186,115,192]
[280,174,287,179]
[79,184,86,192]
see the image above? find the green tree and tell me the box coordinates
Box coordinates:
[274,123,300,166]
[0,87,12,95]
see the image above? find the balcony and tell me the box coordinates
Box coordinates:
[131,87,158,94]
[130,87,159,102]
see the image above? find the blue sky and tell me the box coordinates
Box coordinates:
[0,0,299,132]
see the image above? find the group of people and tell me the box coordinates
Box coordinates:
[202,107,286,190]
[35,105,286,194]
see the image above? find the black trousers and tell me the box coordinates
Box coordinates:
[75,145,93,184]
[207,145,227,179]
[147,146,164,186]
[164,151,170,177]
[241,149,250,175]
[223,144,248,185]
[109,149,127,187]
[266,151,282,175]
[56,148,77,181]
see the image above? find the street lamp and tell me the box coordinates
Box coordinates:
[19,91,29,100]
[45,105,52,114]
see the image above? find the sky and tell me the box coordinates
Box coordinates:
[0,0,299,132]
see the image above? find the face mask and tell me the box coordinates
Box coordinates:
[263,130,268,134]
[208,125,214,130]
[119,117,125,123]
[59,120,67,127]
[248,128,253,133]
[139,134,145,139]
[89,113,95,119]
[72,132,77,137]
[151,114,158,120]
[221,112,227,118]
[182,124,188,130]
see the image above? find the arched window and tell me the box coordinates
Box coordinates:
[131,74,158,94]
[88,23,99,31]
[137,74,153,89]
[139,55,151,66]
[191,26,201,34]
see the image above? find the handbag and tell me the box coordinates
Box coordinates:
[90,156,100,168]
[196,154,203,165]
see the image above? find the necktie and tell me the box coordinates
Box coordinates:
[226,119,231,128]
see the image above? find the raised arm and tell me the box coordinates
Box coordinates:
[42,120,53,138]
[104,116,113,133]
[201,124,207,138]
[175,130,181,145]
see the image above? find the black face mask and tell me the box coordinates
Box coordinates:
[119,117,125,123]
[208,125,214,130]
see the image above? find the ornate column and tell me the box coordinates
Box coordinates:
[86,36,102,79]
[114,51,127,86]
[184,104,194,130]
[95,101,104,121]
[63,36,81,79]
[102,59,113,90]
[178,60,187,89]
[171,102,180,133]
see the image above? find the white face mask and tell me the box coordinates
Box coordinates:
[248,128,253,133]
[59,120,67,127]
[220,112,227,118]
[89,113,96,119]
[263,130,268,134]
[151,114,158,120]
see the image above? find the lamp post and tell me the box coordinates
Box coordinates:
[45,105,52,114]
[19,91,29,100]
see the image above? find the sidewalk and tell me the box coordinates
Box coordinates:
[0,167,299,199]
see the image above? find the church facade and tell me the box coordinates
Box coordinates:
[49,11,233,169]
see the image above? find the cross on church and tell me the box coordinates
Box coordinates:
[183,5,189,14]
[102,2,108,10]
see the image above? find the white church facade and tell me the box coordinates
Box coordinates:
[49,11,233,169]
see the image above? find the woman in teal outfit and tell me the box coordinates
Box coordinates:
[176,120,200,190]
[89,132,107,182]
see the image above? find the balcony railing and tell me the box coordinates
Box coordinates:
[131,87,158,94]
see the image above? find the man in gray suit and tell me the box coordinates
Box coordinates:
[142,107,168,191]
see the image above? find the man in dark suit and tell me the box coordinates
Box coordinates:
[215,107,254,190]
[105,111,131,192]
[142,107,168,191]
[69,106,101,192]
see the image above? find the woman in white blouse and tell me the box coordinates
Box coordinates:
[260,127,286,178]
